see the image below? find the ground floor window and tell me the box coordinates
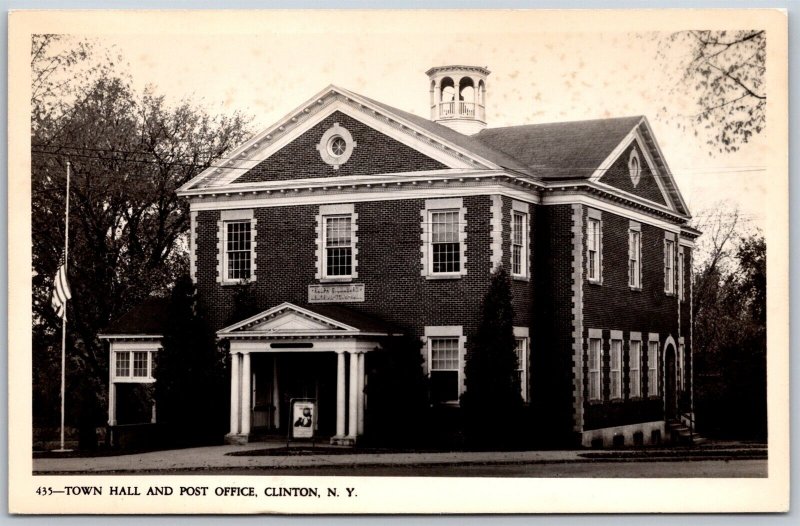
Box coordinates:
[648,340,660,396]
[429,337,460,403]
[610,339,622,399]
[513,329,529,402]
[629,339,642,397]
[588,337,602,401]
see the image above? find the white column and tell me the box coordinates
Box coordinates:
[347,351,359,439]
[272,356,280,429]
[357,351,365,436]
[335,351,346,438]
[241,352,252,436]
[229,353,240,435]
[108,382,117,426]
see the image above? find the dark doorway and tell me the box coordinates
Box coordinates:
[664,345,678,419]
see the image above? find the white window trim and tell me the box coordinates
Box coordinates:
[648,333,660,398]
[111,342,159,383]
[420,198,467,279]
[586,209,603,284]
[629,331,642,398]
[628,221,642,290]
[514,326,529,402]
[217,209,257,285]
[628,148,642,188]
[315,203,358,282]
[588,328,603,402]
[664,232,676,295]
[609,331,623,400]
[423,326,466,405]
[510,200,531,280]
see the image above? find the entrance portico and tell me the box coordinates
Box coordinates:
[217,302,400,446]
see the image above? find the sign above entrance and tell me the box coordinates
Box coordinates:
[308,283,365,303]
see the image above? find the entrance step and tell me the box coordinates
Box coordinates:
[666,419,706,446]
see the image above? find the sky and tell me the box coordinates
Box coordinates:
[54,11,769,230]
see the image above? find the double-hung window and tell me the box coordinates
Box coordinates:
[513,327,529,401]
[316,204,358,281]
[629,339,642,398]
[511,206,529,278]
[588,337,602,401]
[219,209,256,284]
[225,221,252,281]
[629,224,642,289]
[648,338,660,396]
[587,212,602,283]
[113,348,155,381]
[431,210,460,274]
[665,237,676,294]
[610,338,622,399]
[422,198,466,278]
[324,215,353,278]
[429,337,460,403]
[115,351,131,377]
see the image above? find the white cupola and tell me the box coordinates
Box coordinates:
[426,65,490,135]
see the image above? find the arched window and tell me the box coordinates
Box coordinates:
[439,77,455,102]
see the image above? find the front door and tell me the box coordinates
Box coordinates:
[664,346,677,419]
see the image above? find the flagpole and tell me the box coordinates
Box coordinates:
[57,160,71,452]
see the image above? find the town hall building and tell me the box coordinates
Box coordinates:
[100,65,700,448]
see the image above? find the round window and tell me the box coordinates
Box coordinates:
[329,136,347,157]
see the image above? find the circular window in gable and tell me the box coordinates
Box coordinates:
[316,123,356,169]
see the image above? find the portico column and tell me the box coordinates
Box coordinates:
[241,352,252,436]
[357,351,365,436]
[347,351,359,439]
[229,352,240,435]
[335,350,346,438]
[272,357,280,429]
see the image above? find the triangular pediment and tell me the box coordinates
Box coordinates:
[179,86,499,192]
[591,118,690,216]
[218,302,358,336]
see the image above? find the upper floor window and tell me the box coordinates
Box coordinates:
[421,198,466,279]
[225,221,252,281]
[316,204,358,282]
[324,215,353,278]
[587,214,602,283]
[665,237,676,294]
[629,224,642,289]
[431,210,460,273]
[588,337,602,401]
[218,209,256,284]
[511,201,530,279]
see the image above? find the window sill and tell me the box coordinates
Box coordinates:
[221,278,255,287]
[587,279,603,286]
[112,377,156,384]
[319,277,354,284]
[629,286,642,292]
[512,275,530,282]
[431,401,460,407]
[610,397,624,404]
[425,273,463,280]
[588,399,604,405]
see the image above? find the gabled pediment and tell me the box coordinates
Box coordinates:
[179,86,501,193]
[218,302,358,337]
[591,117,690,216]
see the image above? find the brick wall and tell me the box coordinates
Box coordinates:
[233,111,447,184]
[581,206,680,430]
[194,195,495,349]
[530,204,577,443]
[598,142,668,206]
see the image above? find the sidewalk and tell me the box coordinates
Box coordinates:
[33,440,766,474]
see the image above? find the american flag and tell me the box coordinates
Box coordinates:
[51,254,71,319]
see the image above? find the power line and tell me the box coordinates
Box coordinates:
[31,145,767,175]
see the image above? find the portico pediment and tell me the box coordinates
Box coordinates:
[218,302,359,338]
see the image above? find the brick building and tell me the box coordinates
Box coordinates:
[101,65,700,447]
